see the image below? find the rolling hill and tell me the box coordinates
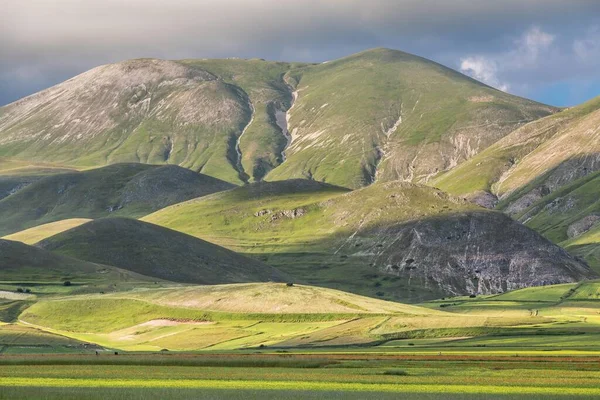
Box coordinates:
[0,238,153,284]
[0,163,234,236]
[144,180,594,302]
[37,218,288,285]
[0,49,555,188]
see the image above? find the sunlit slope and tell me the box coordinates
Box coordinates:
[180,59,306,181]
[16,283,467,351]
[145,180,593,302]
[37,218,288,285]
[0,163,234,236]
[21,281,600,351]
[433,96,600,209]
[3,219,91,244]
[0,50,554,189]
[266,48,555,188]
[0,59,257,184]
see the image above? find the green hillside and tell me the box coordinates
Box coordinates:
[0,163,234,236]
[145,180,593,302]
[37,218,288,285]
[266,48,555,188]
[433,95,600,208]
[0,49,555,189]
[0,238,155,286]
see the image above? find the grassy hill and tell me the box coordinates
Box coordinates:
[431,96,600,270]
[266,48,555,188]
[0,49,555,189]
[0,238,154,286]
[433,95,600,207]
[18,280,600,351]
[12,283,479,351]
[37,218,288,285]
[3,219,92,244]
[0,163,234,236]
[144,180,594,302]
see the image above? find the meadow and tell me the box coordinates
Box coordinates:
[0,353,599,399]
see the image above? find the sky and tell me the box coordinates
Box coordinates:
[2,0,600,107]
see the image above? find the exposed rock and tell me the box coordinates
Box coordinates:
[467,190,498,209]
[505,185,551,216]
[254,209,272,217]
[567,215,600,238]
[270,208,306,221]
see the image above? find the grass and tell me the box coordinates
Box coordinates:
[0,163,234,236]
[36,218,287,285]
[2,219,91,244]
[0,354,599,399]
[12,281,600,352]
[265,48,554,188]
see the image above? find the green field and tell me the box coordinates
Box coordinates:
[0,354,599,399]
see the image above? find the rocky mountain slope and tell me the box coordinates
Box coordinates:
[0,49,555,188]
[37,218,288,284]
[0,163,234,236]
[432,96,600,270]
[145,180,594,302]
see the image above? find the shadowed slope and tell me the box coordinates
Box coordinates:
[37,218,288,285]
[0,163,234,236]
[145,180,594,302]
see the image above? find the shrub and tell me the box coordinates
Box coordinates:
[63,281,72,287]
[286,282,294,287]
[25,288,31,293]
[16,288,24,293]
[469,294,477,298]
[383,370,408,376]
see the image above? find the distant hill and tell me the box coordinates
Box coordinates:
[0,49,554,188]
[432,96,600,271]
[145,180,594,302]
[0,238,152,284]
[37,218,288,285]
[0,163,234,236]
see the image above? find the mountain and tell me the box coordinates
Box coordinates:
[0,163,234,236]
[0,238,152,284]
[0,49,555,188]
[431,96,600,270]
[37,218,288,284]
[144,180,594,302]
[433,95,600,207]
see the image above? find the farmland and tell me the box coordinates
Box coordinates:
[0,353,599,399]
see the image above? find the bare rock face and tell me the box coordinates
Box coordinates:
[567,215,600,238]
[467,190,498,209]
[332,211,595,297]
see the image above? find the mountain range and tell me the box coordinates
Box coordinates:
[1,47,599,307]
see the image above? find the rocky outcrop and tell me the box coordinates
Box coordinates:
[567,215,600,239]
[334,211,595,297]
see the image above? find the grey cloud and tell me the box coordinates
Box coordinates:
[1,0,600,106]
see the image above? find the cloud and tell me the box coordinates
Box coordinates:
[460,57,508,91]
[574,26,600,63]
[460,26,557,93]
[0,1,600,106]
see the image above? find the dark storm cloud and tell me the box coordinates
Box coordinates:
[2,0,600,106]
